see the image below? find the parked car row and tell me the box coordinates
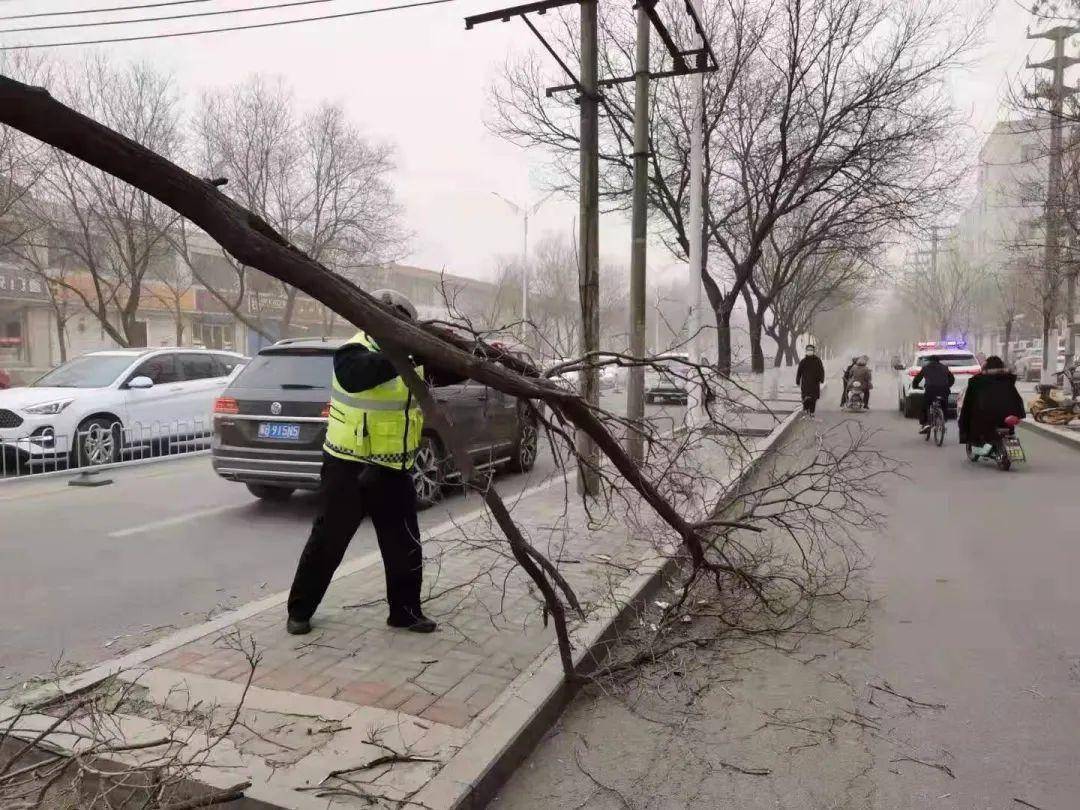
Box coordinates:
[0,341,544,508]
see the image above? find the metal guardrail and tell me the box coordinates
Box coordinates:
[0,418,211,482]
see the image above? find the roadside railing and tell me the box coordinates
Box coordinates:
[0,418,212,482]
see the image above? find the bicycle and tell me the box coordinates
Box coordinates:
[926,394,946,446]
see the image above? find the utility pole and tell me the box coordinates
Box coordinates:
[930,225,942,339]
[1027,25,1080,382]
[685,57,706,429]
[625,2,651,464]
[577,0,601,495]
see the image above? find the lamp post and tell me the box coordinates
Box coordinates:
[492,191,556,345]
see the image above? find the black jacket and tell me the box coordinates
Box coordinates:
[334,341,467,394]
[796,355,826,398]
[912,361,955,391]
[958,371,1026,445]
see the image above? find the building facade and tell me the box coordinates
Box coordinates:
[0,230,501,384]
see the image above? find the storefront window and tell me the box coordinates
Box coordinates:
[0,305,27,365]
[192,321,236,351]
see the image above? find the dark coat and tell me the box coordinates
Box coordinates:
[796,355,826,399]
[958,371,1026,445]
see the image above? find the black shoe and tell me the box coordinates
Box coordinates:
[286,616,312,635]
[387,612,437,633]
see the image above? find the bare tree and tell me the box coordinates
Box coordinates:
[766,250,871,365]
[492,0,979,373]
[25,57,182,348]
[189,75,407,339]
[896,244,983,341]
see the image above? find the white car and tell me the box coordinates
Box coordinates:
[896,343,981,419]
[0,348,246,470]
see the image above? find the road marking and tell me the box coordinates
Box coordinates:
[108,503,248,538]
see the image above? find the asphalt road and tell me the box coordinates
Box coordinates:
[495,387,1080,808]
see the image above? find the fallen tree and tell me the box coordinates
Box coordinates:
[0,73,767,678]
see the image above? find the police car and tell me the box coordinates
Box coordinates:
[896,340,981,419]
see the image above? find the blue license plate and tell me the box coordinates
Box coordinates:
[258,422,301,441]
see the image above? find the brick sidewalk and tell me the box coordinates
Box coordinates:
[5,402,796,809]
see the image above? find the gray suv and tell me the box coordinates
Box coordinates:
[210,338,540,508]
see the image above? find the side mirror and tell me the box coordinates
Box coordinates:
[128,375,154,390]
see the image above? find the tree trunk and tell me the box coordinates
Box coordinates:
[1003,319,1013,363]
[773,333,786,368]
[175,313,184,346]
[785,335,799,366]
[715,309,733,376]
[56,317,68,363]
[742,288,765,374]
[939,321,948,341]
[280,287,298,339]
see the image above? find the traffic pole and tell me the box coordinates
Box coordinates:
[576,0,601,496]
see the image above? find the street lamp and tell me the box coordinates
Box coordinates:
[492,190,556,344]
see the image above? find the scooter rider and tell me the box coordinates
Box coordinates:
[841,357,859,406]
[911,355,954,435]
[958,355,1026,456]
[849,356,872,408]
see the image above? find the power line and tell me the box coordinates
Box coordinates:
[3,0,345,34]
[1,1,213,22]
[0,0,457,49]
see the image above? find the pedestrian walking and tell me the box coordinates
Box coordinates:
[286,290,465,636]
[796,345,826,416]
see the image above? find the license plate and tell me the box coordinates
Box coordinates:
[1004,437,1025,461]
[257,422,301,441]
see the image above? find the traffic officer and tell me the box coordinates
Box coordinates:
[286,290,462,635]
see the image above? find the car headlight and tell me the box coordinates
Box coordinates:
[22,398,74,416]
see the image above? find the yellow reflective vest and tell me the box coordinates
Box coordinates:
[323,331,424,469]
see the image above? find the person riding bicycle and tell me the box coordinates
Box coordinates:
[841,356,859,406]
[912,355,954,435]
[849,356,872,408]
[958,355,1025,455]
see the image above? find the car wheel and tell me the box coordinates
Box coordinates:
[508,419,539,473]
[412,434,445,510]
[246,483,294,502]
[72,417,122,467]
[903,395,920,419]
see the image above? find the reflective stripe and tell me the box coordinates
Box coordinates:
[330,388,409,411]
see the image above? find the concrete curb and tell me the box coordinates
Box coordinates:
[1019,418,1080,452]
[416,406,806,810]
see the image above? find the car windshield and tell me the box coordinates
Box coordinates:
[32,355,135,388]
[917,354,977,368]
[232,349,335,389]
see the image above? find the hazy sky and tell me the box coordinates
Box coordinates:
[0,0,1055,281]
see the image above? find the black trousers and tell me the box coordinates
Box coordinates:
[288,454,422,622]
[920,386,949,426]
[802,394,819,414]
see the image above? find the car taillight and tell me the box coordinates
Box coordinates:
[213,396,239,414]
[320,402,330,418]
[907,368,919,377]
